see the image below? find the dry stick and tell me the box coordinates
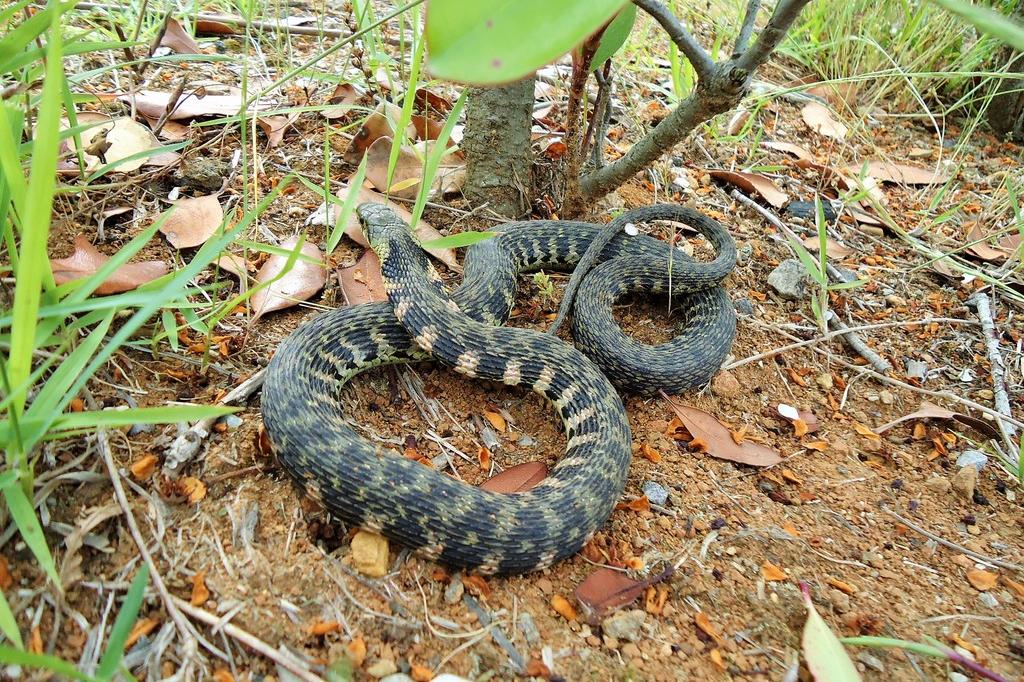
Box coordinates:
[172,597,326,682]
[881,508,1023,571]
[724,317,977,370]
[733,0,762,55]
[86,391,199,666]
[968,291,1018,444]
[633,0,714,78]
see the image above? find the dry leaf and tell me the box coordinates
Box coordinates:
[0,557,12,590]
[852,422,881,442]
[346,636,367,666]
[616,496,651,512]
[550,595,577,621]
[575,568,645,620]
[215,253,250,281]
[51,235,168,294]
[1003,577,1024,599]
[463,574,491,598]
[129,454,159,480]
[328,182,460,272]
[804,440,828,451]
[707,169,789,209]
[726,107,751,135]
[159,17,201,54]
[321,83,362,120]
[343,102,415,163]
[338,250,387,305]
[694,612,725,647]
[801,102,848,140]
[257,112,300,148]
[826,577,856,595]
[664,397,783,466]
[873,401,956,433]
[843,160,949,185]
[364,136,464,199]
[480,461,548,493]
[212,669,234,682]
[194,19,236,35]
[124,617,160,650]
[409,664,433,682]
[250,237,327,321]
[763,140,819,167]
[639,443,662,463]
[307,621,343,636]
[178,477,207,503]
[190,570,210,606]
[160,194,224,248]
[66,116,175,173]
[801,236,855,259]
[483,410,506,432]
[128,89,270,121]
[965,222,1020,262]
[966,568,998,591]
[806,83,859,108]
[762,560,789,581]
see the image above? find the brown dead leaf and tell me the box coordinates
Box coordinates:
[178,477,207,503]
[463,574,491,598]
[51,235,168,294]
[346,636,367,666]
[479,461,548,493]
[0,557,12,590]
[159,17,201,54]
[695,612,725,647]
[709,648,726,671]
[804,440,828,451]
[343,102,415,163]
[190,570,210,606]
[67,116,175,173]
[477,446,491,472]
[801,101,848,140]
[321,83,361,120]
[843,160,949,185]
[250,237,327,321]
[616,496,651,512]
[257,113,299,148]
[215,253,250,281]
[575,565,674,623]
[307,621,343,636]
[194,19,236,35]
[871,400,1000,440]
[966,222,1020,262]
[129,454,159,480]
[761,560,789,582]
[160,194,224,249]
[826,577,857,595]
[801,236,855,259]
[853,422,881,442]
[364,136,464,199]
[550,595,577,621]
[763,140,819,167]
[483,410,506,432]
[807,83,859,109]
[726,107,751,136]
[415,88,454,114]
[410,664,433,682]
[212,670,234,682]
[124,617,159,650]
[333,182,460,272]
[664,397,783,466]
[338,250,387,305]
[28,627,42,654]
[966,568,998,591]
[1003,577,1024,599]
[707,169,789,209]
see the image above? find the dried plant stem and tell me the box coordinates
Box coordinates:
[968,292,1017,443]
[826,311,892,373]
[881,508,1023,571]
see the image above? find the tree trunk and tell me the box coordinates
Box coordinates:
[986,1,1024,139]
[462,76,535,218]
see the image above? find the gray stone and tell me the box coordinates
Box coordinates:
[956,449,988,472]
[517,434,537,447]
[380,676,414,682]
[948,673,969,682]
[767,259,809,301]
[905,359,929,381]
[518,612,540,647]
[979,592,1000,609]
[601,609,646,642]
[444,575,464,604]
[952,466,978,501]
[642,481,669,506]
[857,652,885,672]
[735,298,755,315]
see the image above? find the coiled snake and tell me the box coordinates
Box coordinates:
[261,204,736,574]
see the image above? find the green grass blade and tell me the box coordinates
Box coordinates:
[0,482,59,588]
[410,89,466,229]
[0,589,23,650]
[0,646,94,681]
[328,154,369,253]
[420,231,497,249]
[96,564,149,679]
[928,0,1024,51]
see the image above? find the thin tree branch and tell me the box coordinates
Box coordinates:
[734,0,813,72]
[632,0,714,79]
[733,0,762,55]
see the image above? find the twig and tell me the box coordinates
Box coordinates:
[632,0,714,79]
[826,311,892,373]
[734,0,814,73]
[85,391,198,667]
[163,368,266,475]
[881,508,1023,571]
[733,0,762,55]
[968,291,1018,444]
[171,597,326,682]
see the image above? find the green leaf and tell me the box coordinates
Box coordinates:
[801,583,861,682]
[928,0,1024,52]
[425,0,629,84]
[591,4,636,67]
[410,89,467,229]
[0,482,60,588]
[328,154,369,253]
[0,646,94,681]
[97,564,148,679]
[0,589,24,650]
[420,231,497,250]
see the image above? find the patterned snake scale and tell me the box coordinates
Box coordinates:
[262,203,736,574]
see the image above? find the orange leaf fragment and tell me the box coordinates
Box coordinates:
[483,410,507,432]
[551,595,577,621]
[782,522,800,536]
[130,454,159,480]
[307,620,342,636]
[178,477,207,503]
[804,440,828,451]
[706,169,789,208]
[477,446,491,472]
[639,443,662,462]
[616,495,651,512]
[826,577,857,595]
[644,585,669,615]
[761,560,789,582]
[793,418,809,437]
[525,659,552,678]
[781,469,803,485]
[709,648,726,671]
[212,670,234,682]
[28,626,42,654]
[463,574,491,598]
[346,636,367,666]
[1003,577,1024,599]
[0,557,12,590]
[190,570,210,606]
[730,425,747,445]
[966,568,998,591]
[853,422,881,441]
[694,612,726,647]
[124,617,160,650]
[787,368,808,387]
[410,664,433,682]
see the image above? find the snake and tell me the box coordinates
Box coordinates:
[261,203,736,574]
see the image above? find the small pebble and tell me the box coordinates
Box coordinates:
[444,575,464,604]
[951,466,978,501]
[924,476,952,494]
[517,435,537,447]
[948,673,969,682]
[905,359,928,381]
[711,371,741,398]
[979,592,1000,609]
[735,298,755,316]
[857,652,885,672]
[519,612,540,647]
[884,294,907,307]
[767,259,808,301]
[602,609,646,642]
[815,373,834,390]
[642,481,669,506]
[956,449,988,472]
[879,390,894,405]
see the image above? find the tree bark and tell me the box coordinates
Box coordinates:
[986,1,1024,140]
[462,76,535,218]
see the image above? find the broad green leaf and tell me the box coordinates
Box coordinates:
[425,0,629,84]
[801,584,861,681]
[96,564,148,679]
[0,483,59,588]
[929,0,1024,51]
[0,589,23,650]
[421,231,497,250]
[0,647,93,681]
[591,4,636,67]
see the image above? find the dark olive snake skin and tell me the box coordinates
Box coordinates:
[261,203,736,574]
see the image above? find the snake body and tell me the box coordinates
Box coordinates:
[261,204,736,574]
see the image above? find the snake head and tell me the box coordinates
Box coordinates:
[357,203,407,250]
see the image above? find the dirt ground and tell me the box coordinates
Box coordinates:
[9,6,1024,682]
